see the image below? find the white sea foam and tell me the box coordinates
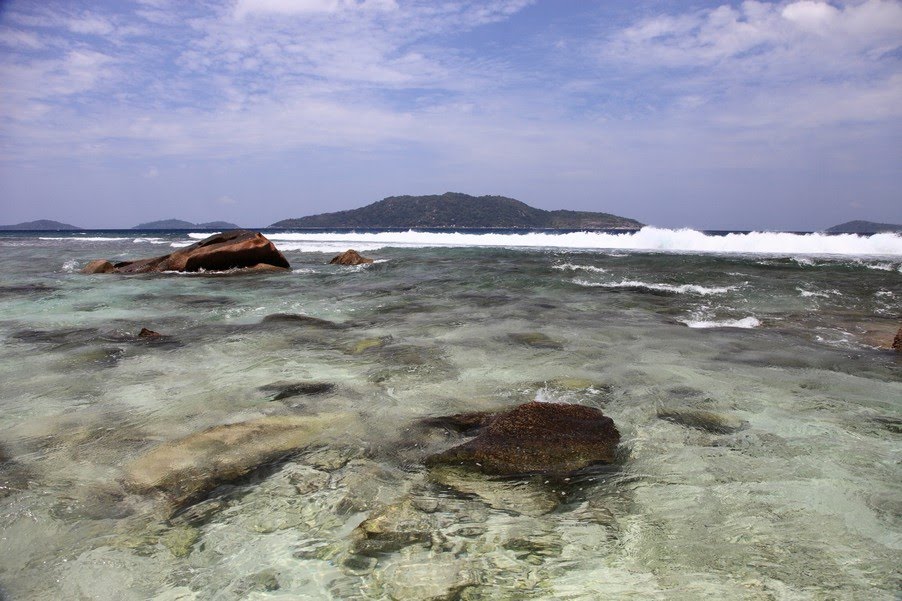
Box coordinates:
[797,287,842,298]
[681,316,761,329]
[61,259,79,273]
[553,263,608,273]
[39,236,128,241]
[182,228,902,257]
[133,237,169,244]
[573,278,739,295]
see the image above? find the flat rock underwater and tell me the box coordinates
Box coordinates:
[0,229,900,600]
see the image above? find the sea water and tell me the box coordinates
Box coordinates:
[0,228,899,600]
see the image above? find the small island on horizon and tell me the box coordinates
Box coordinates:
[270,192,644,230]
[1,198,899,233]
[132,219,242,230]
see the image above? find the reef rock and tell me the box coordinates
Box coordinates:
[330,249,374,266]
[138,328,162,339]
[125,413,358,510]
[350,497,436,555]
[508,332,563,350]
[894,326,902,352]
[657,407,747,434]
[259,381,335,400]
[425,401,620,476]
[83,230,290,274]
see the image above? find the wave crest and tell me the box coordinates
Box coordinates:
[182,227,902,257]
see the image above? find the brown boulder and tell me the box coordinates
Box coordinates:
[81,259,116,274]
[83,230,290,274]
[330,249,374,266]
[425,401,620,476]
[894,327,902,353]
[138,327,162,338]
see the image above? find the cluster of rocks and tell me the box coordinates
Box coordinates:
[82,230,375,275]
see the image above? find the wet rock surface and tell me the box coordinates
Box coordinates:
[657,407,748,434]
[508,332,564,349]
[82,230,290,274]
[330,249,374,266]
[260,313,343,329]
[259,381,335,400]
[425,401,620,476]
[125,413,359,511]
[350,497,436,555]
[894,326,902,352]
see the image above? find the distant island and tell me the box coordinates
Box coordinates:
[133,219,241,230]
[0,219,82,231]
[825,220,902,234]
[270,192,643,230]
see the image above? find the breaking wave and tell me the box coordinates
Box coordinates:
[681,316,761,329]
[182,227,902,257]
[572,278,740,296]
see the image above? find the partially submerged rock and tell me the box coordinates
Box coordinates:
[425,401,620,476]
[81,259,117,274]
[894,326,902,353]
[350,497,436,555]
[261,313,342,329]
[125,413,358,510]
[508,332,563,350]
[82,230,290,274]
[657,407,747,434]
[259,381,335,400]
[137,327,162,339]
[330,249,374,266]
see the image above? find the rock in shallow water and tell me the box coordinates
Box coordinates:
[350,497,436,555]
[894,326,902,352]
[425,401,620,476]
[330,249,374,266]
[125,413,359,510]
[508,332,564,349]
[259,381,335,400]
[657,407,747,434]
[82,230,290,274]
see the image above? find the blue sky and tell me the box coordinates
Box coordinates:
[0,0,900,229]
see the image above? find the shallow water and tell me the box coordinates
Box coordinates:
[0,230,900,600]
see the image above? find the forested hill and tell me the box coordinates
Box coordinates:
[825,220,902,234]
[270,192,643,230]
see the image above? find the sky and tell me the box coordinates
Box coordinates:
[0,0,900,230]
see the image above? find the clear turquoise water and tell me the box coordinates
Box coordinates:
[0,231,899,600]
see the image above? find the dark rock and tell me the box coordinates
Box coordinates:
[83,230,290,274]
[330,249,374,266]
[425,401,620,476]
[0,283,58,297]
[417,411,499,436]
[259,381,335,400]
[657,408,747,434]
[261,313,342,329]
[894,327,902,352]
[138,328,162,339]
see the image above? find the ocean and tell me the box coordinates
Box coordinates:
[0,227,900,599]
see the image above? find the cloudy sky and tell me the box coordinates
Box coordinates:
[0,0,900,229]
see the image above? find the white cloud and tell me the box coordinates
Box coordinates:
[782,1,840,30]
[234,0,399,18]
